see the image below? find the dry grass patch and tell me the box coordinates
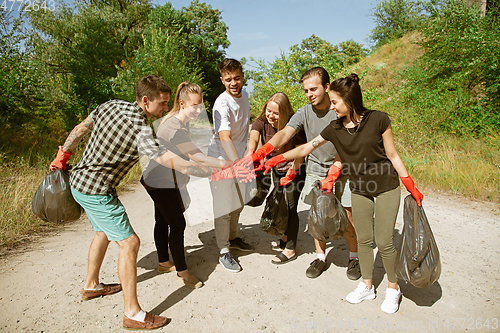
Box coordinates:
[398,135,500,202]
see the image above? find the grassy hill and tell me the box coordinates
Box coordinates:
[346,33,500,202]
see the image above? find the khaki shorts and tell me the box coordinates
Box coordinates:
[300,173,352,207]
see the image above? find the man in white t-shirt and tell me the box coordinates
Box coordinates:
[207,58,254,272]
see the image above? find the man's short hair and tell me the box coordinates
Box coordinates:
[299,67,330,87]
[136,75,171,102]
[218,58,243,76]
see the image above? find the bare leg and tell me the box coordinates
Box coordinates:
[388,281,399,290]
[85,231,110,289]
[177,269,197,280]
[315,239,327,255]
[343,208,358,252]
[117,233,141,318]
[363,278,398,291]
[159,261,175,269]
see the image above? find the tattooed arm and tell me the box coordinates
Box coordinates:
[281,134,328,161]
[49,115,94,170]
[62,115,94,152]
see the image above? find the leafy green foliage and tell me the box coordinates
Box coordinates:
[28,0,152,128]
[368,0,450,47]
[0,11,47,140]
[396,0,500,136]
[182,0,229,106]
[247,35,368,117]
[113,1,229,111]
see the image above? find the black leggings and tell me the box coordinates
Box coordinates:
[144,187,187,272]
[273,163,306,250]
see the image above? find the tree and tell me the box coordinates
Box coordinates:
[0,10,46,139]
[183,0,229,107]
[28,0,152,127]
[398,0,500,135]
[369,0,425,47]
[247,35,368,115]
[112,3,204,103]
[113,1,230,112]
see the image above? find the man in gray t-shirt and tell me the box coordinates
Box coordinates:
[244,67,361,281]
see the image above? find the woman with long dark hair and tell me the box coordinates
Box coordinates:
[263,74,423,313]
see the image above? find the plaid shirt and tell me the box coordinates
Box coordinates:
[70,100,164,196]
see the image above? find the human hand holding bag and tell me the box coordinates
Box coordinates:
[50,146,73,171]
[320,165,342,193]
[263,154,286,175]
[279,166,298,186]
[400,175,424,206]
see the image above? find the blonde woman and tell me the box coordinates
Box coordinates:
[248,92,306,264]
[141,82,238,288]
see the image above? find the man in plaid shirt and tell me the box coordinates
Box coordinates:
[49,75,181,330]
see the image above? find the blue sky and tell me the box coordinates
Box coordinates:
[156,0,377,67]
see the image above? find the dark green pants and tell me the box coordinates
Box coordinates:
[351,187,401,283]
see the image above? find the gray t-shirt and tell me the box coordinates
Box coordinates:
[286,103,338,176]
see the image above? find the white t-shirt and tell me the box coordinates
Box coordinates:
[208,90,250,160]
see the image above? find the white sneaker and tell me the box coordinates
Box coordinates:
[346,282,376,304]
[381,287,401,314]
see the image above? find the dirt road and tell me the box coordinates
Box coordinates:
[1,177,499,332]
[1,126,499,332]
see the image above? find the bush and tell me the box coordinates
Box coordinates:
[398,0,500,136]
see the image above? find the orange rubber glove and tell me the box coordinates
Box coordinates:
[50,146,73,171]
[400,175,424,206]
[320,165,342,193]
[279,166,298,186]
[238,143,275,169]
[252,143,275,162]
[210,161,256,183]
[263,154,286,175]
[209,167,236,181]
[222,160,234,170]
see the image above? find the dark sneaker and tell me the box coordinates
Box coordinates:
[305,258,327,278]
[219,252,241,272]
[229,237,254,251]
[346,258,362,280]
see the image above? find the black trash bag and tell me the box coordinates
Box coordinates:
[259,185,288,236]
[307,181,348,242]
[31,169,82,223]
[246,169,272,207]
[395,195,441,289]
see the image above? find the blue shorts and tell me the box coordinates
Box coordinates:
[71,188,135,241]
